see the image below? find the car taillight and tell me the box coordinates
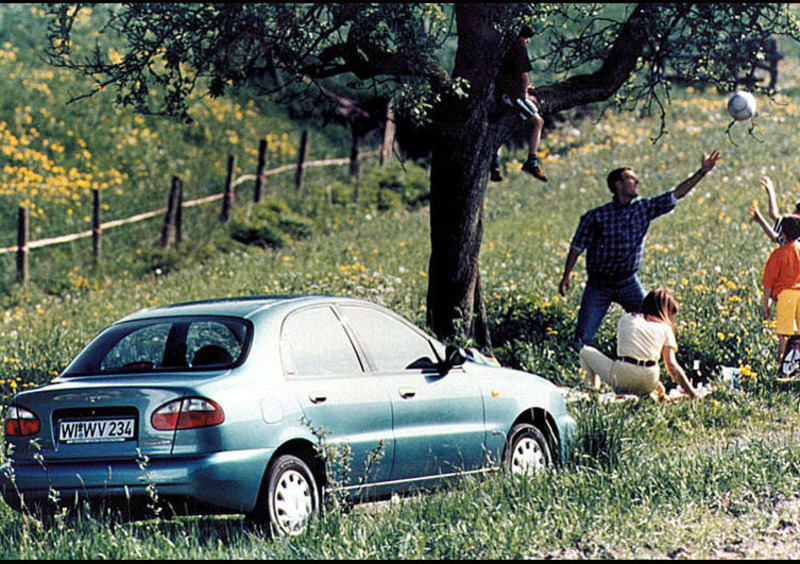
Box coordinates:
[151,398,225,431]
[5,406,41,437]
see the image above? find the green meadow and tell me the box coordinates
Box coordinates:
[3,4,800,557]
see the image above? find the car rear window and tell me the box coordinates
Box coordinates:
[62,316,252,376]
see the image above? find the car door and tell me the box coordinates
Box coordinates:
[337,304,486,482]
[281,305,393,487]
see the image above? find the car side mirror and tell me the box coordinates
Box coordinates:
[444,345,467,368]
[407,357,437,370]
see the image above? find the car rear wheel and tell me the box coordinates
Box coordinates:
[504,423,552,476]
[265,454,320,537]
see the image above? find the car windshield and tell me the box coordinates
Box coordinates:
[62,316,252,376]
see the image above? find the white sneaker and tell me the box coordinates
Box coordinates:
[516,97,538,117]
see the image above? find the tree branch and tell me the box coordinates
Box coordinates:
[534,4,656,115]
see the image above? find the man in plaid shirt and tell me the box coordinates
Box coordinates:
[559,150,720,346]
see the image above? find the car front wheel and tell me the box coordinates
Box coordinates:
[265,454,320,537]
[504,423,552,476]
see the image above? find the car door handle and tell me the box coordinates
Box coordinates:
[308,393,327,404]
[398,388,416,399]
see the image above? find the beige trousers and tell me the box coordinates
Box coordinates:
[579,345,661,396]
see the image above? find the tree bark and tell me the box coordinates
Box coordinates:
[426,5,506,348]
[427,135,493,347]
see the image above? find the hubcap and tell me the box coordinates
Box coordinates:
[273,469,313,535]
[510,436,546,475]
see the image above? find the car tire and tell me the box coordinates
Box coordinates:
[504,423,552,476]
[264,454,320,537]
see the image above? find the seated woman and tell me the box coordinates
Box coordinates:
[579,288,697,400]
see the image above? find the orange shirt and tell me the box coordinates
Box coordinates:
[763,241,800,300]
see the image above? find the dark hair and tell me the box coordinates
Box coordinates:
[793,201,800,215]
[782,215,800,242]
[519,25,534,39]
[607,167,631,194]
[641,288,679,326]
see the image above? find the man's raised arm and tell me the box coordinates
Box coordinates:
[673,150,720,201]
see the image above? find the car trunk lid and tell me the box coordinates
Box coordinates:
[8,380,191,462]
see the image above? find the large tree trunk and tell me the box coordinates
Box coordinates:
[425,5,508,349]
[426,128,494,347]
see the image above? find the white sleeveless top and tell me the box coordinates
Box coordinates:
[615,313,677,362]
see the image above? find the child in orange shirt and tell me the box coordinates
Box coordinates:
[762,215,800,362]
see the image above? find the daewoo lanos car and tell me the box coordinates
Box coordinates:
[1,296,575,535]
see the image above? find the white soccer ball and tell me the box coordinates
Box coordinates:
[727,91,756,121]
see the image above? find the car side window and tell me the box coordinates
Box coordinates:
[281,307,363,377]
[186,321,242,367]
[339,306,438,372]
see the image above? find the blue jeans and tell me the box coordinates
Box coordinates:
[576,275,646,347]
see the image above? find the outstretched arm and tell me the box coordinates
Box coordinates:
[762,176,781,221]
[673,150,721,201]
[748,204,780,244]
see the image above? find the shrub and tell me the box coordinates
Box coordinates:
[372,162,430,209]
[489,295,576,348]
[488,295,582,383]
[135,248,185,276]
[228,199,315,249]
[320,162,431,212]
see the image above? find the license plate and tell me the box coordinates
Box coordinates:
[59,418,136,444]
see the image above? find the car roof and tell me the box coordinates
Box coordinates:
[115,295,374,323]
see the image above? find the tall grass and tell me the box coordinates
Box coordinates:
[3,396,800,559]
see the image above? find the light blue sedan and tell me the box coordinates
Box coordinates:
[1,296,575,535]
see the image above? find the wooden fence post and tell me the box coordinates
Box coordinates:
[295,130,309,192]
[92,188,102,264]
[349,128,360,179]
[349,125,361,202]
[221,155,236,222]
[380,99,396,167]
[161,176,183,249]
[176,179,183,248]
[16,206,28,286]
[254,138,267,203]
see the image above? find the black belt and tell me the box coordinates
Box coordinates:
[619,356,657,367]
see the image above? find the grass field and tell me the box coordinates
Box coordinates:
[3,31,800,559]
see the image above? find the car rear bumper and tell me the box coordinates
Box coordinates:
[0,448,273,515]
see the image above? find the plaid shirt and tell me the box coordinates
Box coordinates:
[571,191,677,282]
